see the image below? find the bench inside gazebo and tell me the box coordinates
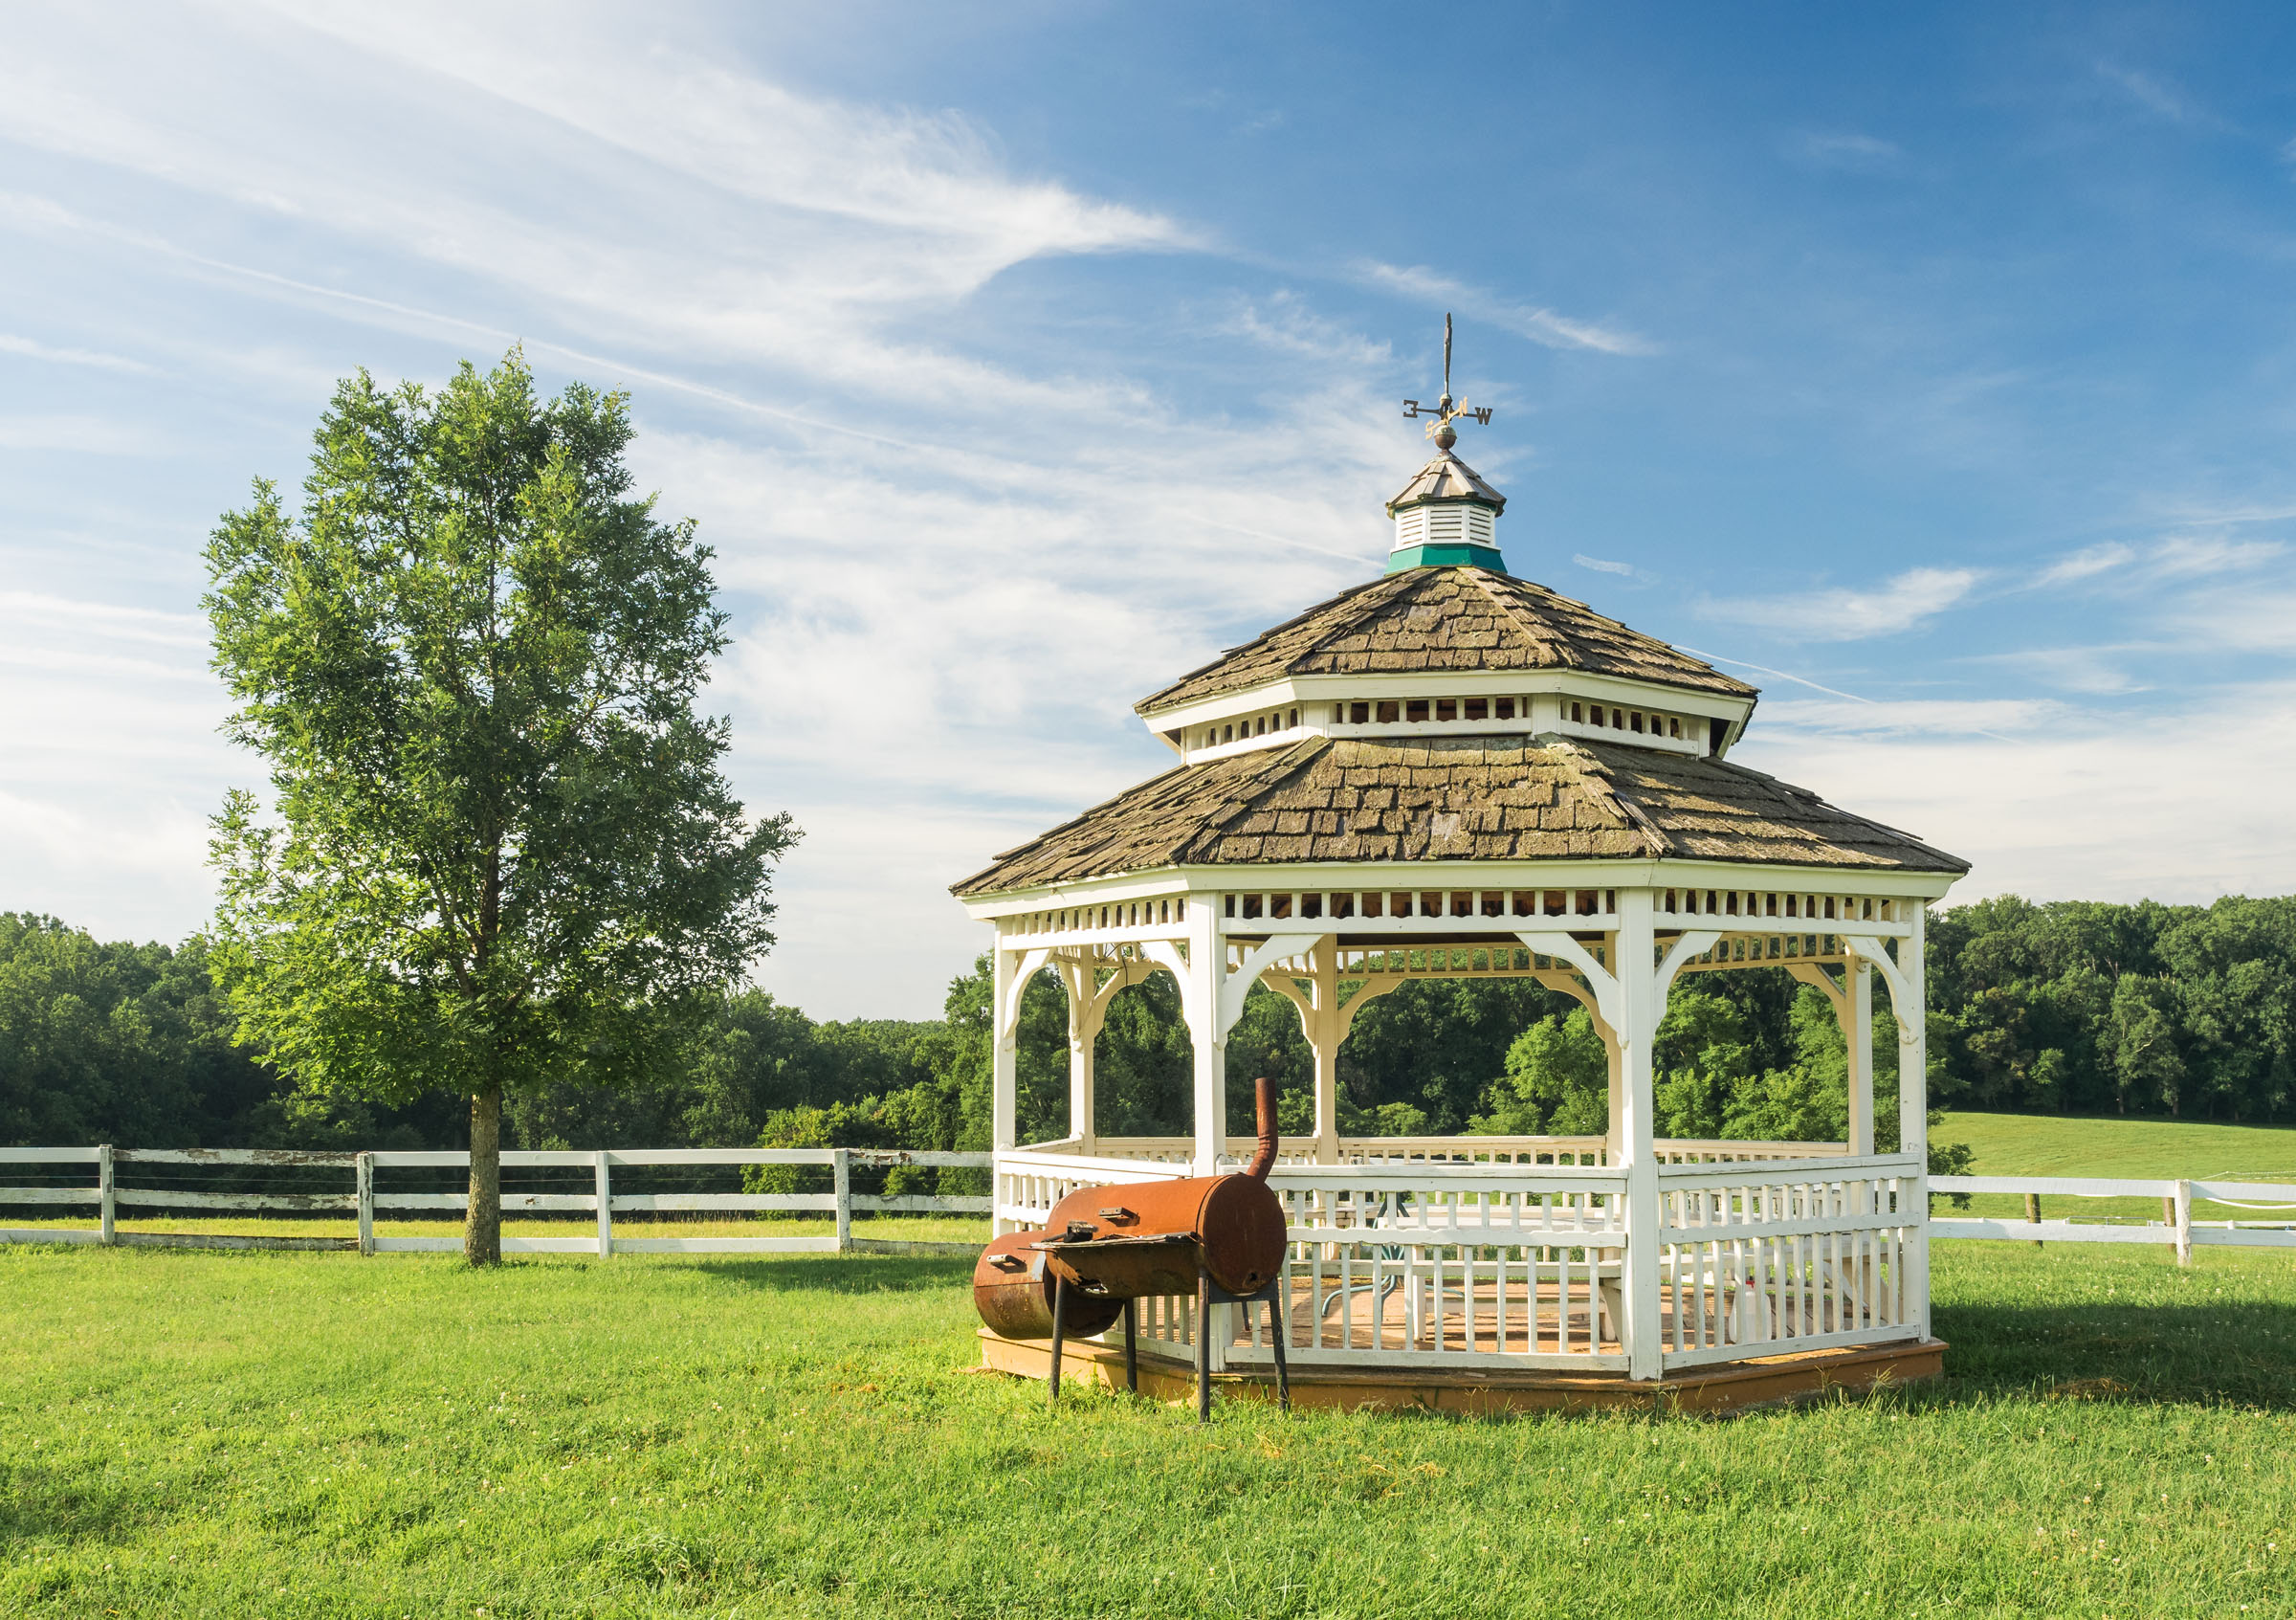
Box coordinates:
[952,386,1966,1411]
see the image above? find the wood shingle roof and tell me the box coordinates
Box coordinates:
[951,734,1968,898]
[1136,566,1758,715]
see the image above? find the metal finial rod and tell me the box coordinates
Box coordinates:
[1401,311,1492,448]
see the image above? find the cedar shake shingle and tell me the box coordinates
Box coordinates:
[951,734,1968,897]
[1137,566,1756,714]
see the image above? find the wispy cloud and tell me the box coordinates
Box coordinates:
[1786,131,1905,172]
[1354,261,1656,356]
[1215,292,1392,370]
[1966,644,2153,696]
[2096,62,2203,124]
[1698,566,1981,640]
[1757,696,2067,738]
[0,332,157,373]
[0,415,168,455]
[1733,682,2296,906]
[2140,535,2284,580]
[1573,553,1634,576]
[2029,543,2133,588]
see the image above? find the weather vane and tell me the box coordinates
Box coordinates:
[1401,313,1491,451]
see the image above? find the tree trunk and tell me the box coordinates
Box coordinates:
[466,1084,503,1266]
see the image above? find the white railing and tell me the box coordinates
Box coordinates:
[1247,1162,1632,1372]
[0,1146,990,1255]
[1931,1175,2296,1263]
[1060,1135,1853,1169]
[1652,1154,1923,1370]
[996,1143,1925,1378]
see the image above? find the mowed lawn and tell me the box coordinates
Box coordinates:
[3,1236,2294,1619]
[1935,1109,2296,1227]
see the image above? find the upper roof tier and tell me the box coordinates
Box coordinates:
[951,733,1969,898]
[1386,448,1507,515]
[1137,565,1757,718]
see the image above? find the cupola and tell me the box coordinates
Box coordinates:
[1387,312,1505,573]
[1385,448,1505,573]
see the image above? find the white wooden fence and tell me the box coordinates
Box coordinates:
[1931,1174,2296,1264]
[0,1146,991,1255]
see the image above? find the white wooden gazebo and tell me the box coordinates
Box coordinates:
[953,427,1968,1406]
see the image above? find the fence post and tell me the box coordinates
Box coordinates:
[595,1151,613,1258]
[832,1148,851,1254]
[2025,1191,2042,1249]
[98,1144,115,1246]
[356,1153,374,1255]
[2175,1179,2193,1268]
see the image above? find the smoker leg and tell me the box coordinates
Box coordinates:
[1122,1298,1138,1394]
[1195,1271,1212,1424]
[1049,1273,1067,1404]
[1266,1287,1291,1414]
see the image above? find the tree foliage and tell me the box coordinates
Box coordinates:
[15,893,2296,1166]
[202,352,791,1259]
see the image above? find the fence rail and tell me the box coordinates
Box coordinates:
[0,1146,991,1256]
[1931,1174,2296,1263]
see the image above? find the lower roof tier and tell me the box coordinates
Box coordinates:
[951,733,1969,899]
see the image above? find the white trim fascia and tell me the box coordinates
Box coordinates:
[1186,724,1314,765]
[958,857,1965,919]
[1143,670,1755,731]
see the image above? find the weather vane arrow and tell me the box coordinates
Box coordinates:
[1401,313,1492,449]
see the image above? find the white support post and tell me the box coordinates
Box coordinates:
[1068,992,1096,1152]
[1848,960,1875,1158]
[1312,937,1341,1164]
[356,1152,375,1255]
[1603,1041,1624,1165]
[1897,909,1930,1341]
[593,1150,613,1258]
[98,1143,114,1246]
[2174,1178,2193,1267]
[1186,903,1227,1177]
[1614,891,1663,1382]
[1055,957,1121,1153]
[991,944,1019,1155]
[833,1148,853,1253]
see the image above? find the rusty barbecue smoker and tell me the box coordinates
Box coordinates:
[972,1075,1292,1419]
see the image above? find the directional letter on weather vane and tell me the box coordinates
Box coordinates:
[1400,313,1492,451]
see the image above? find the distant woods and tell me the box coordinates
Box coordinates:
[5,892,2293,1154]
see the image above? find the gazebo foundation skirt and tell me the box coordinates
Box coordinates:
[979,1326,1945,1414]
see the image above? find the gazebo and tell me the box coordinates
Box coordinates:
[952,400,1969,1409]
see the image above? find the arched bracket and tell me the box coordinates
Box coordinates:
[1054,955,1133,1051]
[1257,967,1314,1036]
[1652,931,1722,1027]
[1842,935,1919,1047]
[1136,939,1197,1033]
[1785,960,1846,1013]
[1221,934,1321,1039]
[996,946,1052,1044]
[1517,932,1622,1033]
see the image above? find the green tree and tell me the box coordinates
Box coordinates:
[1471,1009,1610,1137]
[204,352,792,1263]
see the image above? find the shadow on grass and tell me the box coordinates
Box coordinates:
[684,1254,973,1296]
[1921,1296,2296,1410]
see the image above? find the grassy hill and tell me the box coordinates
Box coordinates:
[1937,1110,2296,1182]
[1933,1110,2296,1227]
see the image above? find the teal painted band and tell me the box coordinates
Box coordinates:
[1384,543,1508,574]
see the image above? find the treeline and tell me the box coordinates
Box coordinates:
[5,893,2290,1156]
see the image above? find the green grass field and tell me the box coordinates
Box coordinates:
[3,1234,2294,1619]
[1934,1110,2296,1228]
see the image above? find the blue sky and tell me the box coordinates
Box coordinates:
[6,2,2296,1017]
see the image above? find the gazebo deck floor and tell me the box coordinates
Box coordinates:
[976,1327,1943,1415]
